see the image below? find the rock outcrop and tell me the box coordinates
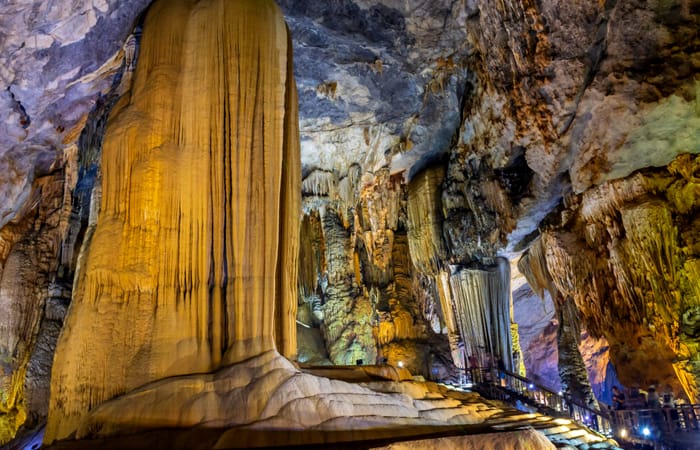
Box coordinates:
[519,155,700,402]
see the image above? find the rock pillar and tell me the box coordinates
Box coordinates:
[45,0,299,442]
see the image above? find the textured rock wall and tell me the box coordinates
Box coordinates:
[298,168,453,376]
[0,1,147,442]
[521,154,700,403]
[460,0,699,251]
[0,154,75,443]
[512,282,560,390]
[0,0,150,229]
[45,0,300,441]
[0,0,697,441]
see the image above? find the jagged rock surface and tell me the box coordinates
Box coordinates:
[0,0,698,446]
[521,154,700,403]
[0,0,150,229]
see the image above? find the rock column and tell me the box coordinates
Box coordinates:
[45,0,300,442]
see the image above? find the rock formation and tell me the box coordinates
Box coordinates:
[45,0,300,441]
[0,0,697,446]
[519,155,700,402]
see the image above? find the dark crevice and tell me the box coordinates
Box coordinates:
[7,85,31,129]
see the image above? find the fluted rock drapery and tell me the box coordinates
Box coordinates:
[449,258,513,371]
[45,0,300,442]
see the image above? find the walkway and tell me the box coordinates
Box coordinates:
[465,366,700,450]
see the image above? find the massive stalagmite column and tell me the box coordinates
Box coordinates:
[45,0,300,442]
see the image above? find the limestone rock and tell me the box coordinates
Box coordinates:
[512,282,560,391]
[0,0,150,229]
[522,154,700,402]
[45,0,300,442]
[371,429,556,450]
[67,351,496,442]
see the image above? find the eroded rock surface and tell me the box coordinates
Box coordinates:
[520,154,700,402]
[45,0,300,442]
[0,0,698,445]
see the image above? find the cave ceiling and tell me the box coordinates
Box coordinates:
[1,0,698,251]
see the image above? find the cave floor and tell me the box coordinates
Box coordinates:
[34,385,622,450]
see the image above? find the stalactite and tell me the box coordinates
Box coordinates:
[374,234,424,348]
[407,165,447,276]
[517,235,557,301]
[45,0,300,442]
[436,270,464,368]
[579,173,652,223]
[301,169,337,197]
[448,258,513,370]
[619,202,680,328]
[338,164,362,210]
[525,154,700,402]
[298,211,326,301]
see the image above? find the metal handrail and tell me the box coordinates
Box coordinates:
[467,367,613,436]
[464,366,700,447]
[611,404,700,441]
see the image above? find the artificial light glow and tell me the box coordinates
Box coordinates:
[397,361,404,368]
[642,427,650,437]
[528,384,534,389]
[620,428,627,438]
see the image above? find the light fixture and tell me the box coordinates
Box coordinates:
[642,427,650,437]
[620,428,627,438]
[397,361,404,368]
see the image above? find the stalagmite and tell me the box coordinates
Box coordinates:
[45,0,300,442]
[557,297,598,407]
[519,235,599,405]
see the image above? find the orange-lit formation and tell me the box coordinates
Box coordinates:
[45,0,300,441]
[0,0,697,448]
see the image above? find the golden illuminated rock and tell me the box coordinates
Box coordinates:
[45,0,299,442]
[407,166,447,276]
[519,154,700,403]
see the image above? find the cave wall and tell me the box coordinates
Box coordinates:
[0,0,697,443]
[520,155,700,402]
[297,169,455,377]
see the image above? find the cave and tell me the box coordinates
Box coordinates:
[1,0,699,449]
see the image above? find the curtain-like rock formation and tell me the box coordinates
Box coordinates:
[449,259,514,371]
[45,0,300,442]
